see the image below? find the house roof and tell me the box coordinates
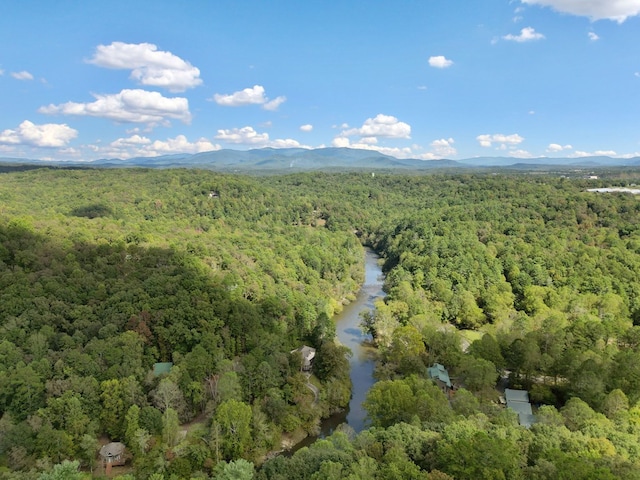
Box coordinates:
[291,345,316,361]
[518,413,536,428]
[504,389,535,428]
[428,363,452,388]
[507,400,533,416]
[99,442,126,458]
[153,362,173,376]
[505,388,530,403]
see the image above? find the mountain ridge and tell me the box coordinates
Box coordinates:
[1,147,639,172]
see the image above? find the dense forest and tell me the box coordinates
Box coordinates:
[1,166,640,479]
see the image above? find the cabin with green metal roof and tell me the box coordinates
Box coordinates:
[428,363,452,392]
[153,362,173,377]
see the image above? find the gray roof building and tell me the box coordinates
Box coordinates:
[291,345,316,371]
[99,442,126,465]
[505,388,535,428]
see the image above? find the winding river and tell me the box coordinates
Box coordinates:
[289,249,384,451]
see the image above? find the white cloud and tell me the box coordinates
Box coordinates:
[547,143,573,152]
[39,89,191,126]
[588,31,600,41]
[300,124,313,132]
[428,56,454,68]
[359,136,378,145]
[635,72,640,77]
[417,85,428,90]
[339,114,411,140]
[215,126,269,145]
[503,27,545,42]
[331,135,456,160]
[330,136,414,157]
[213,125,309,149]
[477,133,524,148]
[509,149,536,158]
[58,147,80,156]
[269,138,305,148]
[521,0,640,23]
[103,134,220,159]
[571,149,617,157]
[145,135,219,154]
[619,152,640,158]
[332,114,415,158]
[214,85,265,106]
[0,120,77,147]
[332,136,350,148]
[263,96,287,111]
[11,71,34,81]
[430,138,457,157]
[0,69,4,76]
[88,42,202,92]
[213,85,286,110]
[109,134,152,148]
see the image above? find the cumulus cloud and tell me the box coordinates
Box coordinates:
[339,114,411,140]
[331,114,414,158]
[428,56,454,68]
[430,138,457,157]
[0,120,77,147]
[477,133,524,148]
[215,126,269,145]
[88,42,202,92]
[521,0,640,23]
[571,149,617,157]
[11,71,34,81]
[509,149,536,158]
[39,89,191,126]
[547,143,573,152]
[139,135,216,154]
[103,134,220,158]
[331,136,414,157]
[109,134,152,148]
[263,96,287,111]
[213,125,309,149]
[503,27,545,42]
[331,135,456,161]
[300,124,313,132]
[588,32,600,41]
[213,85,286,110]
[332,136,350,148]
[269,138,305,148]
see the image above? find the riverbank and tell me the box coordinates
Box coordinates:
[283,249,385,455]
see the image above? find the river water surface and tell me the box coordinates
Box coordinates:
[289,249,384,451]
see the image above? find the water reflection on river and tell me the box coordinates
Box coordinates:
[288,249,384,452]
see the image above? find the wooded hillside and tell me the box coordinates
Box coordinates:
[2,167,640,479]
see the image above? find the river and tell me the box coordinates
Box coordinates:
[288,249,384,451]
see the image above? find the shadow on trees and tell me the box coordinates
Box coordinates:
[69,204,114,219]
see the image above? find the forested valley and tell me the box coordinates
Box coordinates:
[2,167,640,479]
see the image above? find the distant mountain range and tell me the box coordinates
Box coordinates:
[2,148,640,173]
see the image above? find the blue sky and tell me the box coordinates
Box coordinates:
[1,0,639,161]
